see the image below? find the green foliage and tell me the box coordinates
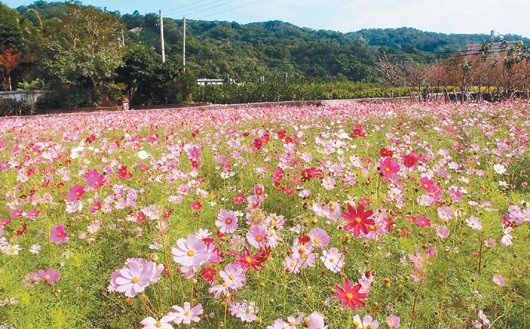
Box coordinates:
[0,97,32,116]
[0,3,24,50]
[38,2,124,87]
[193,81,410,104]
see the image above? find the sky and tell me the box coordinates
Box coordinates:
[3,0,530,37]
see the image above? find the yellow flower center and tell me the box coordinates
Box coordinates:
[187,250,195,256]
[132,277,139,283]
[255,235,263,242]
[155,321,162,328]
[229,274,235,280]
[330,258,335,263]
[385,167,391,172]
[226,218,233,224]
[314,238,321,244]
[184,311,190,316]
[44,275,50,281]
[346,293,353,300]
[246,257,252,263]
[355,217,362,223]
[369,225,376,231]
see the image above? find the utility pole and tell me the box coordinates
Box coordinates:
[183,17,187,69]
[160,9,166,63]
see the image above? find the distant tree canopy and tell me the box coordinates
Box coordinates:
[38,2,124,87]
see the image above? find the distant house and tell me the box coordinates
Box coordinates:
[465,30,521,56]
[196,78,236,86]
[129,27,142,33]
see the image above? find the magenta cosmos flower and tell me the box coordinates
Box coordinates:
[172,235,209,267]
[215,209,238,234]
[84,169,106,189]
[379,157,400,179]
[50,224,68,243]
[335,279,368,311]
[36,269,61,285]
[66,184,85,201]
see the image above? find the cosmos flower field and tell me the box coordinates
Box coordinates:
[0,101,528,329]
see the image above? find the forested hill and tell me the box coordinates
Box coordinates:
[9,1,530,83]
[354,27,530,53]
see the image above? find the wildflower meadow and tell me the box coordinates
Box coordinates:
[0,101,528,328]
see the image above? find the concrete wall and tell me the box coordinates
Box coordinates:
[0,90,46,108]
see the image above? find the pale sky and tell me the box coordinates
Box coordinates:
[3,0,529,37]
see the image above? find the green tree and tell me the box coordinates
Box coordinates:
[39,2,124,88]
[115,43,159,105]
[0,3,24,50]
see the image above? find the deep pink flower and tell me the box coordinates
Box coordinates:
[380,157,400,179]
[342,204,375,237]
[233,193,245,205]
[66,184,85,201]
[50,224,68,243]
[334,279,368,311]
[191,201,202,211]
[85,169,106,189]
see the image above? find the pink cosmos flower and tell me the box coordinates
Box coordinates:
[386,315,401,328]
[140,316,174,329]
[253,184,264,196]
[335,279,368,311]
[419,177,435,192]
[353,314,379,329]
[66,184,85,201]
[308,228,330,248]
[26,209,40,219]
[247,225,269,248]
[110,258,163,298]
[191,201,202,211]
[172,235,209,267]
[36,269,61,285]
[50,224,68,243]
[233,193,245,204]
[88,200,102,214]
[321,247,345,273]
[169,302,203,325]
[414,216,431,228]
[9,209,24,219]
[466,216,483,230]
[379,157,400,179]
[215,209,238,234]
[493,274,505,286]
[220,263,246,289]
[436,225,450,239]
[84,169,106,189]
[304,312,328,329]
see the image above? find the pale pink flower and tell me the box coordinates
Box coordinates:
[320,248,345,273]
[172,235,209,267]
[170,302,203,325]
[140,316,174,329]
[308,228,330,248]
[246,225,269,248]
[215,209,238,234]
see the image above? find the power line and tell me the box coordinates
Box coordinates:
[190,0,266,20]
